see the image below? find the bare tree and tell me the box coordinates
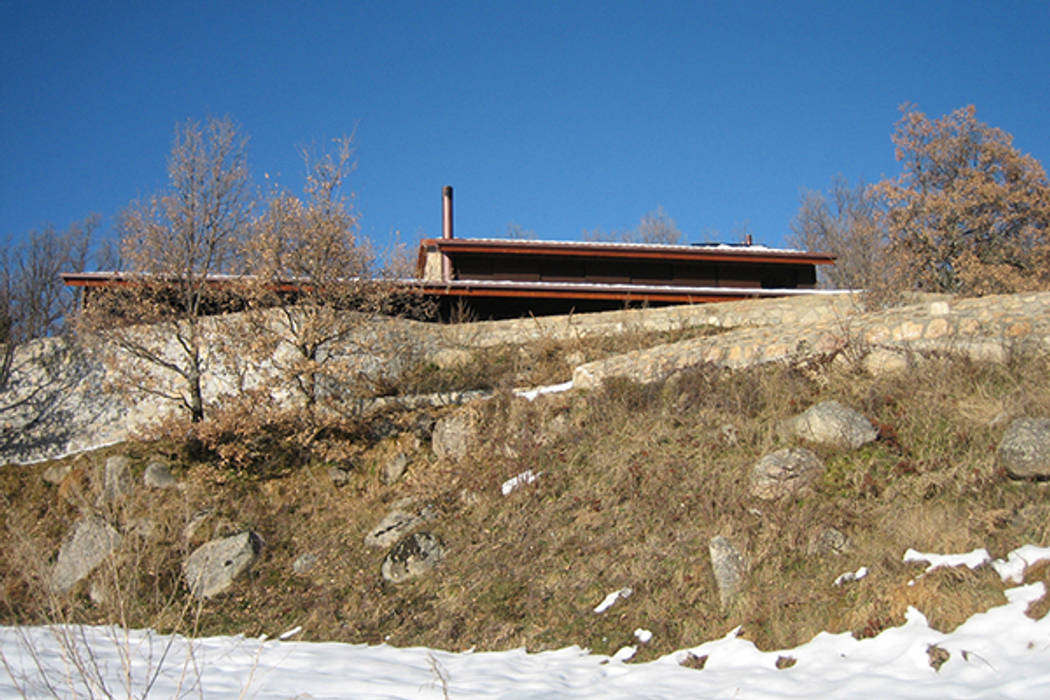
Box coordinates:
[241,136,390,414]
[0,219,94,455]
[583,206,683,244]
[789,177,886,290]
[81,117,251,422]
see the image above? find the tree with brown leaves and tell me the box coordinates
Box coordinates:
[873,105,1050,294]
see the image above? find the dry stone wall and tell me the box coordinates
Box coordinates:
[4,290,1050,465]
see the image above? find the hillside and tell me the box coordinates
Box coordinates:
[2,292,1050,665]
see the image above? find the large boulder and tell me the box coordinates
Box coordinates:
[708,535,747,609]
[52,517,122,593]
[381,532,444,583]
[751,447,825,500]
[789,401,877,450]
[182,531,262,598]
[997,417,1050,479]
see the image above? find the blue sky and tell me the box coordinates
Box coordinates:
[3,1,1049,261]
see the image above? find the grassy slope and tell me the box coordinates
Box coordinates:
[2,323,1050,661]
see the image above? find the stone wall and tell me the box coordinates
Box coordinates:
[4,290,1050,464]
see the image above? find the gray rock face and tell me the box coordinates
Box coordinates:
[97,455,133,506]
[431,411,477,461]
[52,517,122,593]
[790,401,877,450]
[381,532,444,583]
[183,531,262,598]
[751,447,825,500]
[708,535,746,609]
[997,417,1050,479]
[365,502,434,549]
[143,460,176,489]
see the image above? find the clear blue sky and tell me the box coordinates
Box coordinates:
[3,1,1049,261]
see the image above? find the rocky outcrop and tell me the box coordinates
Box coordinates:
[997,417,1050,479]
[789,401,877,450]
[381,532,444,583]
[183,531,263,598]
[52,517,122,594]
[751,448,825,500]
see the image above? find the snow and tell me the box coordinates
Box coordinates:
[593,587,633,614]
[500,470,541,496]
[513,380,574,402]
[903,547,991,573]
[3,545,1050,699]
[991,545,1050,583]
[834,566,869,586]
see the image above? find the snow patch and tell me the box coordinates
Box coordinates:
[834,566,868,586]
[514,380,574,401]
[991,545,1050,583]
[903,547,990,573]
[593,587,633,614]
[501,470,541,496]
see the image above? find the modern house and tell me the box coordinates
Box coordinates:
[62,187,837,320]
[416,187,836,318]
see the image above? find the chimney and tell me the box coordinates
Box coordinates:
[744,233,753,247]
[442,186,453,282]
[442,186,454,240]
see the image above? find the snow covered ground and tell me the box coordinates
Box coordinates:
[3,546,1050,699]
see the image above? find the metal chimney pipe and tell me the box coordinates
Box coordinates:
[442,186,453,282]
[442,186,454,240]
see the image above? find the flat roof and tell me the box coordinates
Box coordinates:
[419,237,836,266]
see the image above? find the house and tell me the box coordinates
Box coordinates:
[416,187,836,319]
[62,187,837,321]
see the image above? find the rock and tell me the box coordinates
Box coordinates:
[328,466,350,487]
[97,455,133,506]
[365,502,434,549]
[41,463,72,485]
[751,447,825,500]
[182,531,263,598]
[381,532,444,583]
[52,517,122,593]
[292,552,318,574]
[863,349,909,376]
[708,535,746,609]
[431,411,478,461]
[382,452,411,484]
[997,417,1050,479]
[807,527,851,556]
[790,401,877,450]
[143,460,176,489]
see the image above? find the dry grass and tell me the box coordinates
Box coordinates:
[2,334,1049,660]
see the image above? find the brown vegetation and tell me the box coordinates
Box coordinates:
[795,104,1050,300]
[3,329,1048,660]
